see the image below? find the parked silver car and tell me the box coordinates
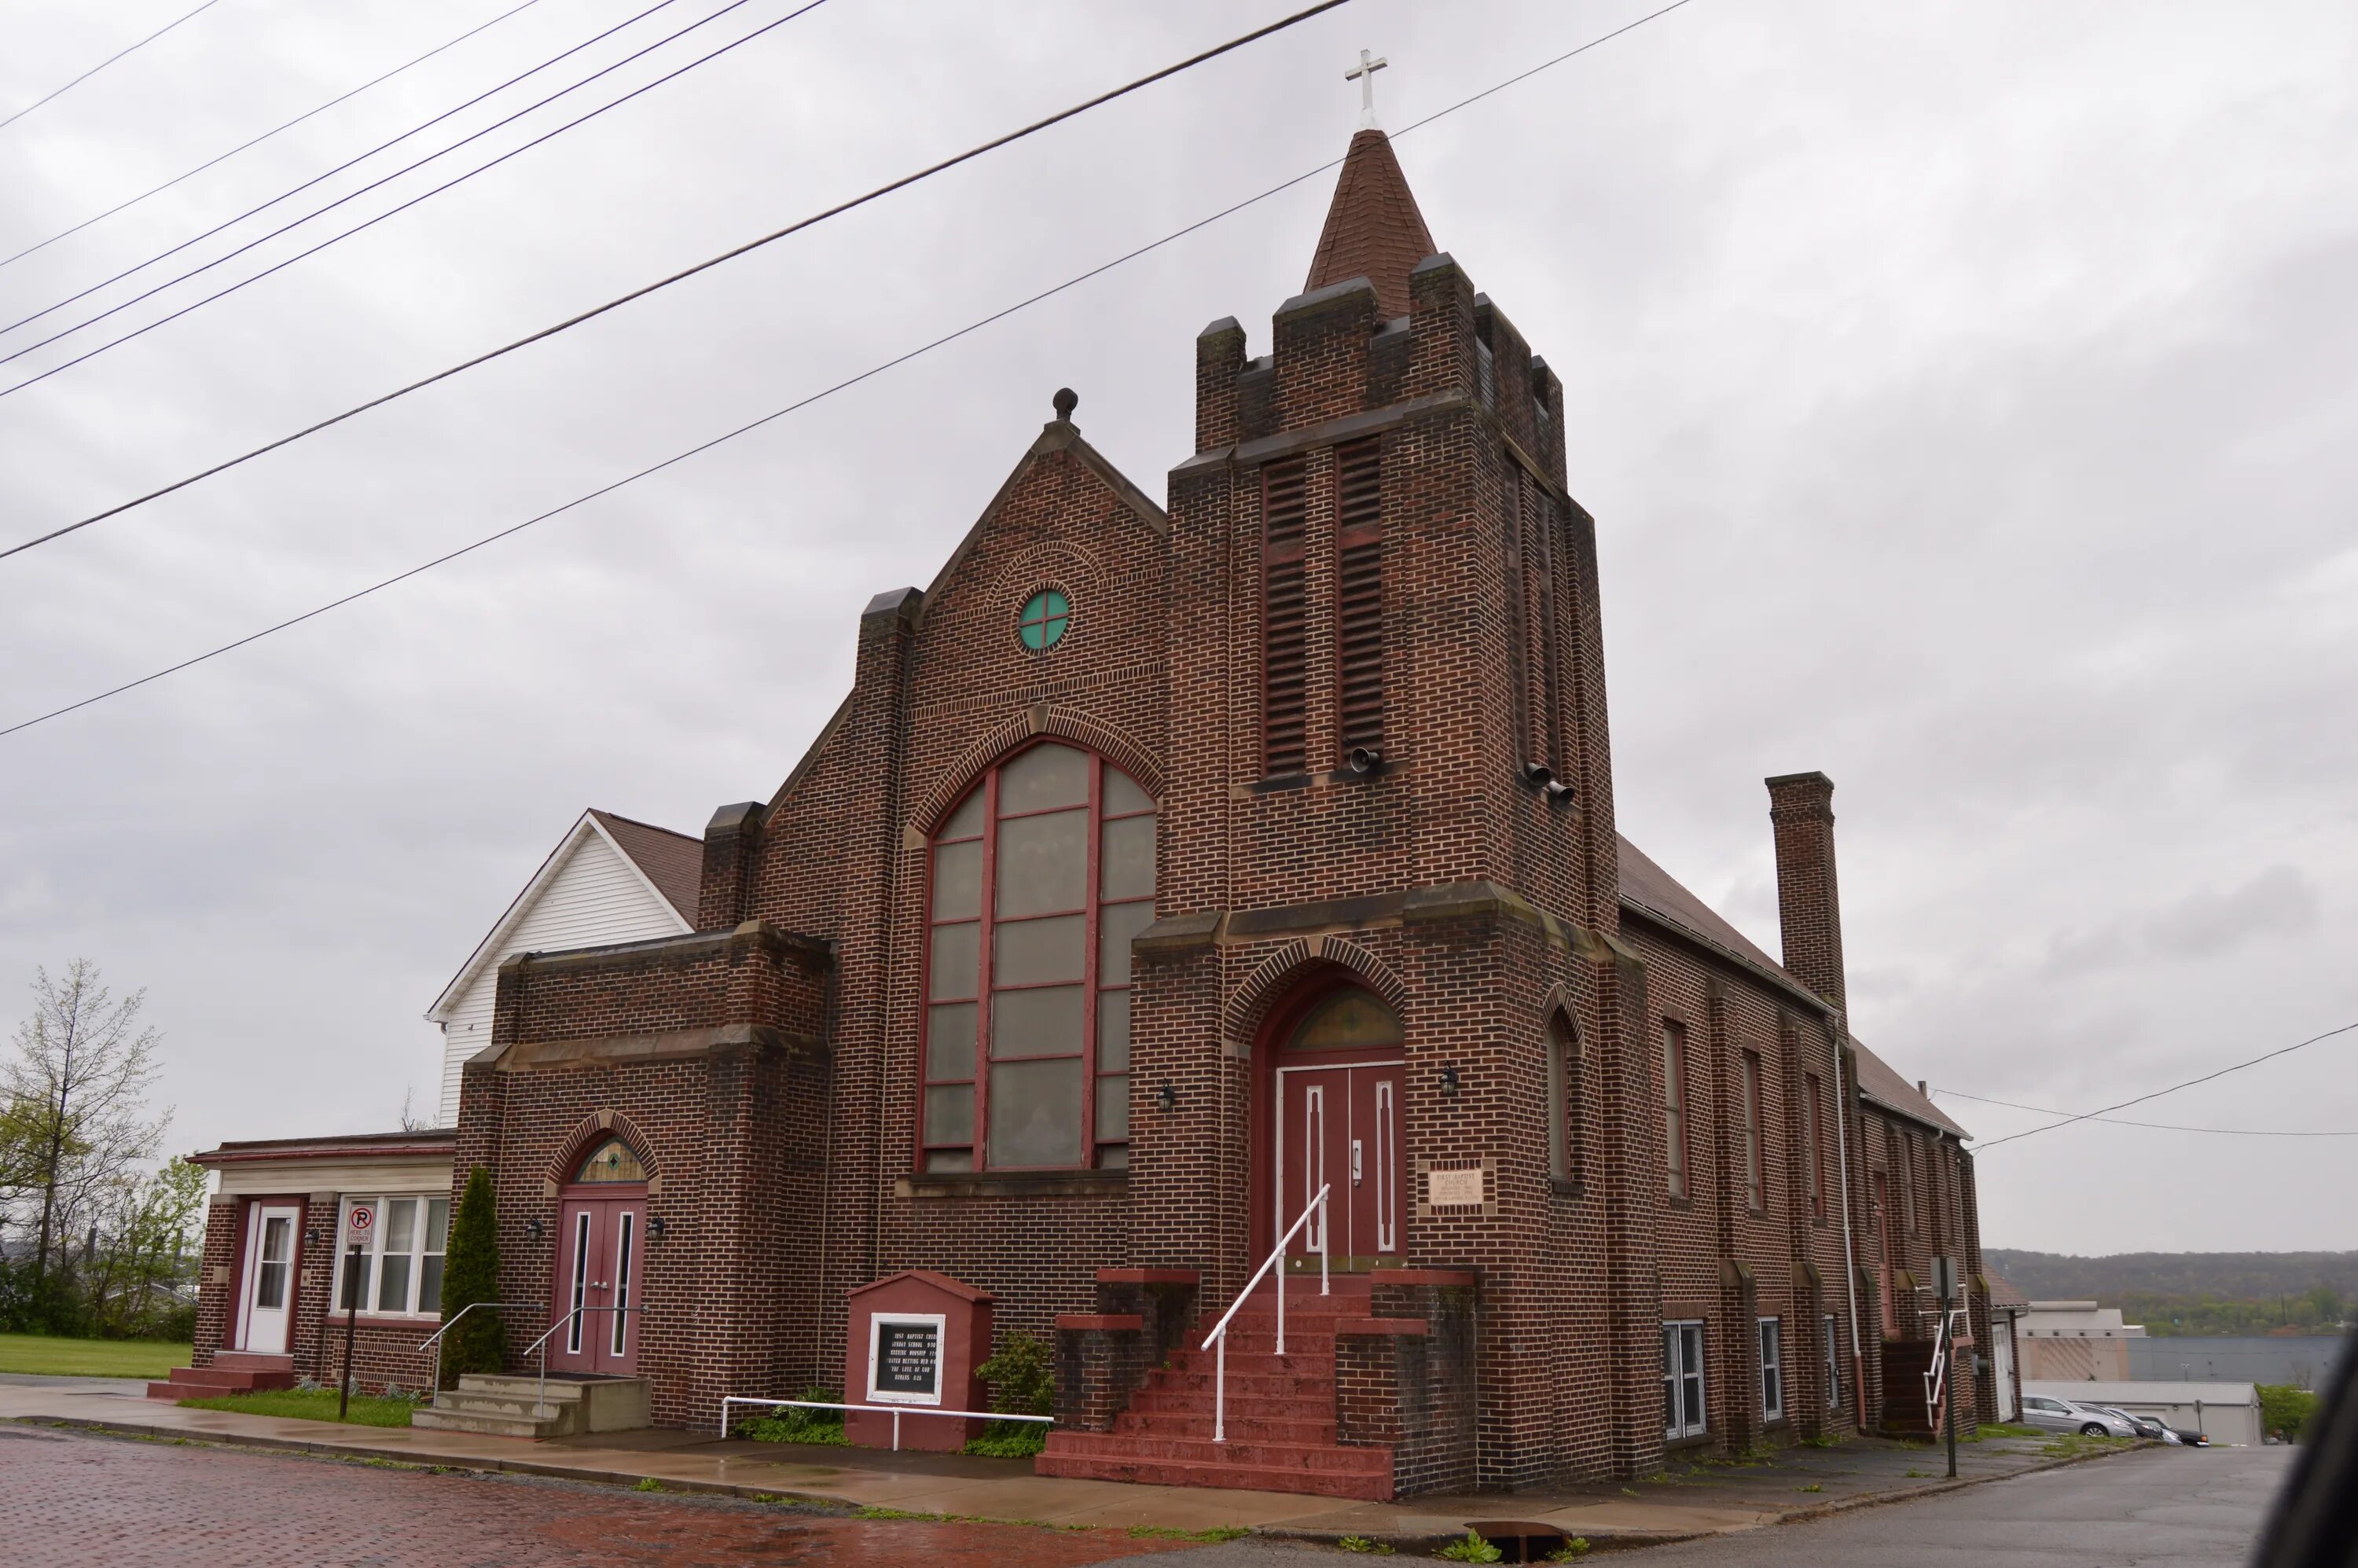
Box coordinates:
[2094,1406,2179,1443]
[2019,1394,2139,1437]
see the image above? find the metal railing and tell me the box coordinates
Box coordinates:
[1200,1181,1328,1444]
[718,1396,1052,1452]
[416,1302,542,1396]
[1923,1304,1967,1433]
[521,1303,645,1421]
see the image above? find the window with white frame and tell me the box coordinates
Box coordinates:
[1823,1313,1842,1409]
[333,1196,449,1316]
[1758,1316,1784,1422]
[1663,1320,1706,1440]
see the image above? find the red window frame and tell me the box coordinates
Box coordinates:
[917,742,1154,1172]
[1740,1050,1765,1213]
[1662,1020,1688,1200]
[1802,1071,1827,1219]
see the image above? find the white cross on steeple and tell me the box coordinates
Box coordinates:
[1346,49,1388,130]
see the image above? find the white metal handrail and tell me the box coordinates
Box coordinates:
[718,1396,1052,1451]
[415,1302,541,1395]
[522,1303,645,1420]
[1201,1181,1328,1444]
[1923,1305,1967,1432]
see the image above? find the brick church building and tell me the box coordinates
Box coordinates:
[184,122,1993,1500]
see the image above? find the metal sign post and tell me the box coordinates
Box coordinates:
[336,1205,372,1423]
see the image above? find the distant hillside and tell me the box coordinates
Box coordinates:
[1985,1250,2358,1336]
[1985,1250,2358,1300]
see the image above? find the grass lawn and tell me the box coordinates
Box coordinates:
[178,1387,417,1427]
[0,1333,190,1379]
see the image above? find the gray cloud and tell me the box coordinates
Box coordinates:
[2,0,2354,1255]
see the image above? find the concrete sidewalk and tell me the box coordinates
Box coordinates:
[0,1377,2142,1548]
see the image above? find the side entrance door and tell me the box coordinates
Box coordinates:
[548,1188,645,1375]
[1276,1062,1403,1269]
[238,1202,301,1354]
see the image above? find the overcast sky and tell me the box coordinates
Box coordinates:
[2,0,2352,1258]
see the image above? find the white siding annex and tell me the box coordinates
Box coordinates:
[427,811,697,1123]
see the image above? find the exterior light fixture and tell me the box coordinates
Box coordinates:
[1441,1064,1461,1097]
[526,1218,545,1243]
[304,1228,321,1246]
[1158,1081,1177,1113]
[646,1215,667,1243]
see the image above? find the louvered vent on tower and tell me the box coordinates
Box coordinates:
[1335,439,1385,757]
[1261,459,1309,776]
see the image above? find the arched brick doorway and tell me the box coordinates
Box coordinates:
[1251,979,1406,1272]
[549,1135,648,1375]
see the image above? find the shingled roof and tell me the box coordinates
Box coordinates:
[589,810,701,924]
[1616,832,1969,1140]
[1303,128,1436,321]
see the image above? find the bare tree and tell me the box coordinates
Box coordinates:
[4,960,168,1290]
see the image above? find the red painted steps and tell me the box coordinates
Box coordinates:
[1037,1274,1394,1500]
[148,1352,296,1402]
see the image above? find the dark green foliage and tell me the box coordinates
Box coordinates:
[437,1166,503,1385]
[2258,1384,2319,1443]
[737,1386,847,1445]
[964,1330,1053,1457]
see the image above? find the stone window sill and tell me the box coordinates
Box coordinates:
[894,1168,1127,1200]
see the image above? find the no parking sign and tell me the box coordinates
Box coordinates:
[347,1203,375,1240]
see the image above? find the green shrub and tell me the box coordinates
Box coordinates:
[2259,1385,2319,1444]
[1544,1544,1591,1563]
[737,1386,847,1445]
[437,1166,504,1386]
[1337,1536,1393,1555]
[964,1331,1054,1457]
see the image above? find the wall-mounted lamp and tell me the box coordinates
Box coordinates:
[1441,1064,1461,1097]
[1157,1081,1177,1114]
[646,1215,667,1243]
[303,1228,322,1247]
[526,1218,545,1243]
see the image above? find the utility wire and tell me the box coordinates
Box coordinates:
[0,0,548,274]
[0,0,1701,739]
[0,0,807,375]
[1932,1088,2358,1139]
[1968,1021,2358,1151]
[0,0,228,134]
[0,0,1358,561]
[0,0,693,341]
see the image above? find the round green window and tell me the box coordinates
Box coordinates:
[1019,589,1071,651]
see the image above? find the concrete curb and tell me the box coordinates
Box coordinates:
[9,1416,850,1511]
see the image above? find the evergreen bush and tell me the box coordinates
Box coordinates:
[437,1166,504,1386]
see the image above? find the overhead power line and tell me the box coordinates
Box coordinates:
[1933,1088,2358,1138]
[0,0,693,343]
[0,0,228,134]
[0,0,1701,740]
[1968,1020,2358,1151]
[0,0,819,377]
[0,0,549,274]
[0,0,1359,562]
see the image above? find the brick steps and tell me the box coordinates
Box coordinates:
[1037,1272,1391,1500]
[149,1355,295,1401]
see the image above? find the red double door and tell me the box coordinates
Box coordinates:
[549,1188,644,1375]
[1276,1061,1404,1268]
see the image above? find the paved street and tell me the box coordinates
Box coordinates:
[1140,1445,2291,1568]
[0,1426,1210,1567]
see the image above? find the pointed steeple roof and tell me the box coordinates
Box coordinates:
[1303,128,1436,321]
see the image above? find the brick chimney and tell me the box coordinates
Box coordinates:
[1765,771,1846,1012]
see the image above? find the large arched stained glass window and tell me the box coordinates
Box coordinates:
[920,742,1155,1172]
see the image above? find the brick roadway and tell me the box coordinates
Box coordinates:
[0,1427,1210,1567]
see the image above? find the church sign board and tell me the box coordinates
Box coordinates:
[867,1313,946,1405]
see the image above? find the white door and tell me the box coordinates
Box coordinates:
[1993,1320,2018,1421]
[239,1204,300,1354]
